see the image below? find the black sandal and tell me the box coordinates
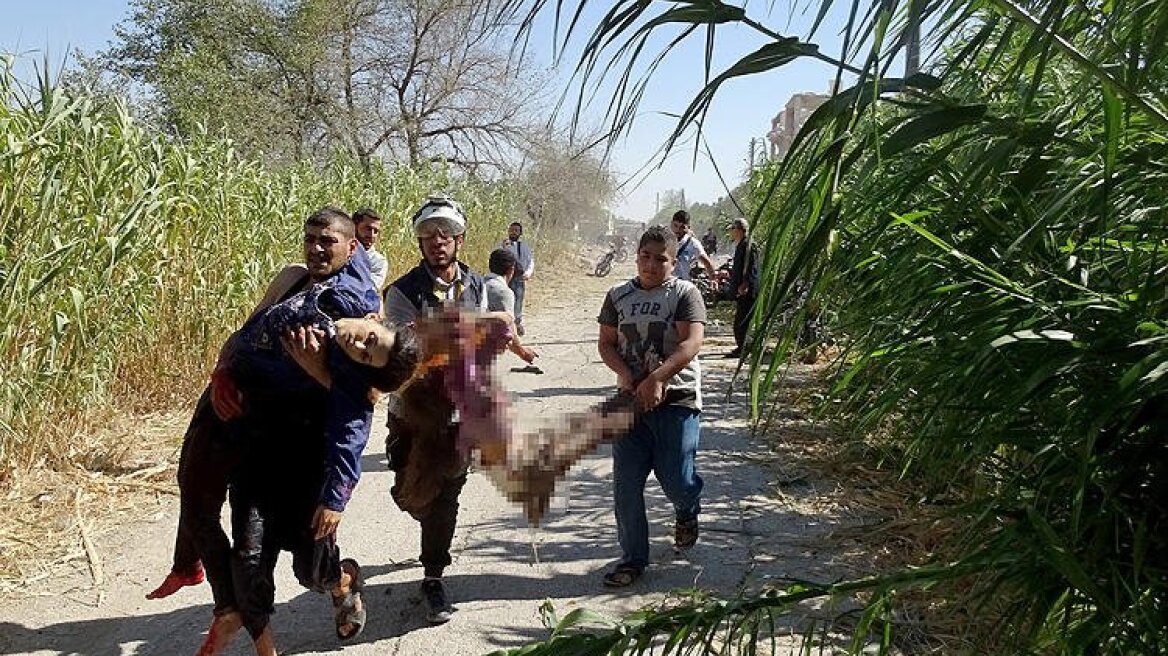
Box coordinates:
[332,559,366,640]
[602,563,642,588]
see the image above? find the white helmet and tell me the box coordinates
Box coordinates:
[412,195,467,236]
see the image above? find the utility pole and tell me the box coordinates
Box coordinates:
[905,0,921,76]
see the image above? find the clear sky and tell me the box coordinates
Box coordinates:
[1,1,850,220]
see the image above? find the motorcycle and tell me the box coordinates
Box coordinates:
[594,249,617,277]
[691,262,731,306]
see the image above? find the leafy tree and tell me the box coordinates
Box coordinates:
[102,0,548,170]
[515,130,616,238]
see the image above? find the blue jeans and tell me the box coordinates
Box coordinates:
[612,405,703,570]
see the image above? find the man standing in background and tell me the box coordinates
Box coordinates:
[353,208,389,291]
[726,218,761,359]
[670,210,716,282]
[500,221,534,336]
[702,225,718,256]
[484,248,540,366]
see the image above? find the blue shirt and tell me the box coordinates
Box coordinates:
[230,247,381,511]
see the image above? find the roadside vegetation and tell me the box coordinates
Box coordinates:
[506,0,1166,653]
[0,60,516,483]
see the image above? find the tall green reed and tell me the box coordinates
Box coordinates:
[0,60,518,476]
[502,0,1166,652]
[742,28,1167,656]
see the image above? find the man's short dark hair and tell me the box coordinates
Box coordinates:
[305,206,355,239]
[639,225,679,258]
[352,207,382,226]
[489,248,517,275]
[672,210,691,225]
[509,221,523,232]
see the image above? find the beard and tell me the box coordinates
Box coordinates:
[423,248,457,269]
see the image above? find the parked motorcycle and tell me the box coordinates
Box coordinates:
[691,262,732,306]
[594,249,617,277]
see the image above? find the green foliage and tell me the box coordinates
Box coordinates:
[0,60,517,476]
[510,0,1167,653]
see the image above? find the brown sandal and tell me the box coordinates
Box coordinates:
[332,559,366,640]
[602,564,642,588]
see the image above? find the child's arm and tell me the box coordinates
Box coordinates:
[211,264,310,420]
[636,320,704,410]
[597,324,636,393]
[597,291,635,391]
[282,326,332,388]
[638,282,706,409]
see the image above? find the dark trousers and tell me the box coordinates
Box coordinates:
[174,388,239,613]
[229,393,334,639]
[733,293,756,350]
[509,277,526,327]
[230,489,340,639]
[386,419,467,578]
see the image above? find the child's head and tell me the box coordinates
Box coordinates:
[334,318,419,392]
[488,248,517,277]
[635,225,678,289]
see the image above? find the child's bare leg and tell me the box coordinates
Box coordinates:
[148,561,205,599]
[194,610,241,656]
[253,626,278,656]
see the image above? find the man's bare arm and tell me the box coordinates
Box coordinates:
[699,254,717,277]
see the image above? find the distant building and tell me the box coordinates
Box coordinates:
[767,88,831,159]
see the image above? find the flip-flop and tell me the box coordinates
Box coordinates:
[602,563,642,588]
[332,559,366,640]
[509,365,544,374]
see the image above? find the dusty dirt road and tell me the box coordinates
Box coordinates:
[0,257,858,655]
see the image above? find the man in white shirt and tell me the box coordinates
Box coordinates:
[669,210,717,281]
[353,208,389,291]
[499,221,534,335]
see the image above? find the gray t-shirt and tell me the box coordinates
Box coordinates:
[597,277,706,410]
[484,273,515,316]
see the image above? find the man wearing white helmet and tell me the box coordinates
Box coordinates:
[381,195,486,624]
[383,195,487,322]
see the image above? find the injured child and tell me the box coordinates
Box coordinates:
[397,306,648,525]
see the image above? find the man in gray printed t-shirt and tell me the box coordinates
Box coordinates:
[596,225,706,588]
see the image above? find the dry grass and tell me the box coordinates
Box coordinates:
[751,359,997,654]
[0,405,187,592]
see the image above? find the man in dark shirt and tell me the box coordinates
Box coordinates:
[726,217,761,359]
[383,195,486,624]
